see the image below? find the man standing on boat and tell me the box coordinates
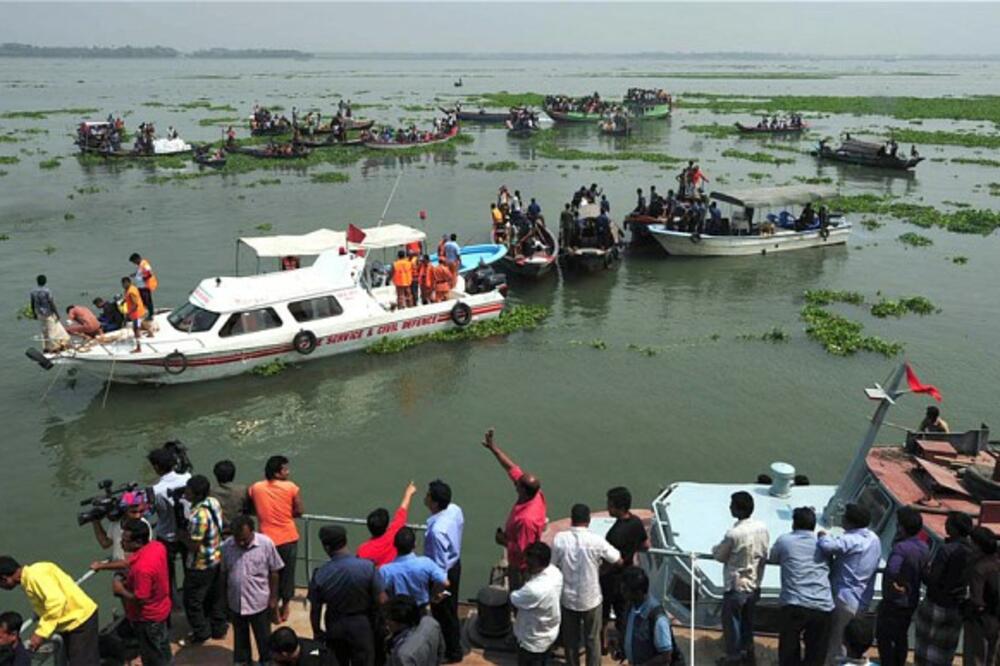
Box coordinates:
[711,491,769,666]
[29,274,69,353]
[443,234,462,278]
[391,251,414,310]
[424,480,464,663]
[483,428,547,590]
[817,503,881,665]
[129,252,158,320]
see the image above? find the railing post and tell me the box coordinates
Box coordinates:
[689,551,695,664]
[303,515,311,587]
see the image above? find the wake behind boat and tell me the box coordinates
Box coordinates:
[32,241,506,386]
[648,185,851,257]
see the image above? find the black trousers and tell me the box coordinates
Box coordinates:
[139,287,154,318]
[63,610,100,666]
[133,619,172,666]
[276,541,298,603]
[158,538,186,597]
[183,565,228,640]
[517,646,551,666]
[777,604,831,666]
[232,609,271,664]
[327,614,375,666]
[876,603,915,666]
[432,559,462,661]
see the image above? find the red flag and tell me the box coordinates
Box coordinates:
[346,223,366,244]
[905,363,942,402]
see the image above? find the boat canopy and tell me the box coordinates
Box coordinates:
[840,139,885,155]
[238,228,348,259]
[353,224,426,250]
[192,251,359,313]
[709,185,837,208]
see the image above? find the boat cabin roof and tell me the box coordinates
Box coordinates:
[841,139,885,154]
[190,251,360,313]
[238,224,426,258]
[709,185,837,209]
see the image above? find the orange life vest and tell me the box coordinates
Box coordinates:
[392,258,413,287]
[139,258,158,292]
[125,285,146,320]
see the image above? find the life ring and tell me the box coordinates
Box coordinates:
[293,330,317,355]
[451,302,473,327]
[163,351,187,375]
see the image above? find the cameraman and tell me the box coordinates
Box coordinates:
[179,475,228,644]
[148,446,191,594]
[90,491,151,573]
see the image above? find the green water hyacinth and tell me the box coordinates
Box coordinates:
[366,305,549,355]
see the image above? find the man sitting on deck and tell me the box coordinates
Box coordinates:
[64,304,101,340]
[918,406,949,433]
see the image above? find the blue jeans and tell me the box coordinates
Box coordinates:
[722,590,757,661]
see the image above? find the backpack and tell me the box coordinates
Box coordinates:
[647,605,685,666]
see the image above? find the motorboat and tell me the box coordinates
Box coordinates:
[32,227,506,385]
[559,202,622,272]
[491,220,559,279]
[429,243,508,275]
[643,364,999,629]
[648,185,851,257]
[813,138,923,170]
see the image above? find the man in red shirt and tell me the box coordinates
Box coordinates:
[482,428,547,590]
[357,481,418,567]
[112,519,172,666]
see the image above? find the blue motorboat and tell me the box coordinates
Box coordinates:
[431,243,507,274]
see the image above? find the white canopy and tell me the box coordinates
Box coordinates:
[709,185,837,208]
[238,228,347,258]
[350,224,426,250]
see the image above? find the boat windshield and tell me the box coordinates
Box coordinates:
[168,302,220,333]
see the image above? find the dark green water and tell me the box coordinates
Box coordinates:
[1,57,998,610]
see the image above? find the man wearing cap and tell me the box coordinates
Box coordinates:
[90,491,153,573]
[482,428,547,590]
[308,525,382,666]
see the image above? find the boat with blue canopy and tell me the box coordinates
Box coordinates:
[430,243,507,274]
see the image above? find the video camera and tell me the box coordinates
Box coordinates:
[77,480,151,526]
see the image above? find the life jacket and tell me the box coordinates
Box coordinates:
[139,258,158,292]
[420,263,434,289]
[392,258,413,287]
[124,285,147,320]
[433,264,453,292]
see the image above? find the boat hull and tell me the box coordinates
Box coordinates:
[560,247,620,272]
[364,125,459,150]
[454,110,509,123]
[429,244,508,274]
[648,224,851,257]
[735,123,808,134]
[812,147,922,170]
[498,255,556,279]
[48,294,505,386]
[624,103,671,119]
[545,108,603,123]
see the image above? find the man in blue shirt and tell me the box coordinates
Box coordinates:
[876,506,928,666]
[527,198,542,222]
[620,566,676,666]
[378,527,448,608]
[423,480,464,663]
[307,525,381,666]
[817,503,881,665]
[443,235,462,275]
[769,506,834,666]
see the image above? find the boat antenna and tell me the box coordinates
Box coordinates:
[377,172,403,228]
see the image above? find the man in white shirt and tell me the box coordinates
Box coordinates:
[148,446,192,594]
[711,491,769,666]
[510,542,563,666]
[552,504,622,666]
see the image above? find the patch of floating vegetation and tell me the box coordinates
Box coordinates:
[250,358,287,377]
[898,232,933,247]
[310,172,350,184]
[366,305,548,355]
[859,218,883,230]
[38,158,61,169]
[0,107,98,119]
[466,92,546,108]
[738,327,790,343]
[0,155,20,164]
[794,176,833,184]
[529,130,681,165]
[870,296,937,318]
[951,256,969,264]
[176,100,237,113]
[720,149,794,165]
[682,123,738,138]
[952,157,1000,168]
[198,116,242,127]
[828,194,1000,235]
[468,160,518,172]
[885,127,1000,149]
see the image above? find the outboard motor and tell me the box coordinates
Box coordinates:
[466,265,507,295]
[25,347,54,370]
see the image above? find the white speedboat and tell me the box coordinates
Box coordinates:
[33,250,505,386]
[648,185,851,257]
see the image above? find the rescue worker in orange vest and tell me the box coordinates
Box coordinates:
[418,255,435,305]
[129,252,158,321]
[408,249,421,306]
[391,250,414,309]
[432,262,453,303]
[121,276,149,353]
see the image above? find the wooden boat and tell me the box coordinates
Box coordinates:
[493,222,559,279]
[622,213,664,244]
[308,118,374,134]
[98,147,192,159]
[622,102,671,119]
[229,144,311,159]
[963,465,1000,503]
[559,203,622,272]
[545,107,603,124]
[812,139,922,170]
[442,108,511,123]
[293,136,363,149]
[735,122,808,134]
[250,123,291,137]
[429,243,508,275]
[363,124,459,150]
[194,152,226,168]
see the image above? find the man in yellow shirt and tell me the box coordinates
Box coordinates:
[0,556,100,665]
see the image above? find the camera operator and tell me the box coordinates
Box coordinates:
[179,475,228,644]
[148,444,192,594]
[90,491,151,573]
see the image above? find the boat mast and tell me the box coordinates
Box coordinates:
[821,363,906,528]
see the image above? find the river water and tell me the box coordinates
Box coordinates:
[1,56,999,608]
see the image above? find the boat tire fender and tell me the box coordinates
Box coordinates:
[293,330,318,355]
[451,302,473,327]
[25,347,54,371]
[163,351,187,375]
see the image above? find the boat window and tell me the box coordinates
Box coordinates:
[855,480,892,532]
[218,307,283,338]
[167,303,220,333]
[288,295,343,322]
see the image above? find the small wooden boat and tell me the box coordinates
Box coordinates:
[559,203,622,272]
[308,118,375,134]
[506,126,537,138]
[812,139,922,171]
[443,108,511,123]
[622,213,665,244]
[98,147,192,159]
[735,122,808,134]
[293,136,364,149]
[230,145,311,159]
[963,465,1000,503]
[493,222,559,279]
[194,152,227,168]
[364,124,459,150]
[545,107,604,124]
[430,243,508,275]
[250,123,292,137]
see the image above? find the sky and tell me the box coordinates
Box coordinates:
[3,2,1000,56]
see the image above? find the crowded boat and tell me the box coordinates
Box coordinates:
[505,107,540,135]
[490,186,558,278]
[559,184,622,271]
[363,112,459,148]
[249,105,292,136]
[736,113,807,133]
[814,135,924,170]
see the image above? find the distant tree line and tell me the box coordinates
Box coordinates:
[0,43,313,59]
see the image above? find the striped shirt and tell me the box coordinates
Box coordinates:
[188,497,223,570]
